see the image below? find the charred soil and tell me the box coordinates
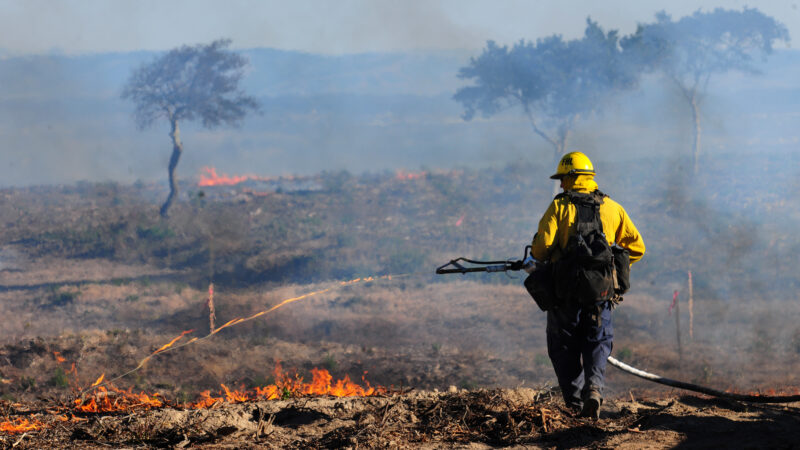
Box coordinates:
[3,389,800,449]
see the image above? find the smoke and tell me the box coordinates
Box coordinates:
[0,22,797,303]
[0,5,798,394]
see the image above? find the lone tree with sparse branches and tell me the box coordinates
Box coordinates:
[122,39,259,217]
[622,8,789,176]
[454,20,640,175]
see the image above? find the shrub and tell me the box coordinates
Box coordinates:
[617,347,633,361]
[49,368,69,388]
[459,379,478,390]
[322,354,338,371]
[47,287,79,308]
[534,354,551,367]
[136,224,174,241]
[19,376,36,391]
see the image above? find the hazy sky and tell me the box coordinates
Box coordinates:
[0,0,796,56]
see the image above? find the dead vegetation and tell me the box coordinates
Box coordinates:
[3,388,800,448]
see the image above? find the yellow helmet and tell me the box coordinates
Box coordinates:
[550,151,595,179]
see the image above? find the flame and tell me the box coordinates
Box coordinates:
[211,276,383,335]
[395,170,427,180]
[53,351,66,364]
[198,167,252,186]
[0,363,384,432]
[189,363,387,408]
[90,374,105,387]
[73,385,164,413]
[0,418,44,434]
[153,329,194,355]
[197,166,286,189]
[669,290,678,314]
[24,369,798,436]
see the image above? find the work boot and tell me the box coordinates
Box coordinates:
[579,389,602,420]
[565,400,583,415]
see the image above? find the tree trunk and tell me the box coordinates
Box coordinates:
[690,92,701,177]
[160,118,183,217]
[551,128,570,196]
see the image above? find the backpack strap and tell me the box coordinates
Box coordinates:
[563,191,605,237]
[554,189,607,201]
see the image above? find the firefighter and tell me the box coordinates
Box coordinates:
[531,151,645,419]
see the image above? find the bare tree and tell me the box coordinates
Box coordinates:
[122,39,259,216]
[454,20,639,168]
[622,8,789,176]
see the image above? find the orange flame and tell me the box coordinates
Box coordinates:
[90,374,105,387]
[0,418,44,434]
[73,385,164,413]
[395,170,427,180]
[153,329,194,355]
[189,363,387,408]
[53,351,66,363]
[198,167,251,187]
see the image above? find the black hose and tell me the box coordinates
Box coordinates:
[608,356,800,403]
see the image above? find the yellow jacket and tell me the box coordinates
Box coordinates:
[531,175,645,264]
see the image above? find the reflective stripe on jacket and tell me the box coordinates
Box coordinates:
[531,174,645,264]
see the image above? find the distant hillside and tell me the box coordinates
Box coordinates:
[0,47,797,187]
[0,48,470,100]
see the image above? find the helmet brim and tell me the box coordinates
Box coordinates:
[549,169,594,180]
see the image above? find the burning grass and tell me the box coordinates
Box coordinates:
[190,364,387,409]
[74,385,165,413]
[72,363,388,414]
[0,417,45,434]
[0,363,389,443]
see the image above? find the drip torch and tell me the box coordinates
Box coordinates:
[435,246,540,275]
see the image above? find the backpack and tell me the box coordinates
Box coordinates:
[551,190,630,306]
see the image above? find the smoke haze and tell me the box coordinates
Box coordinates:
[0,3,799,400]
[0,48,797,187]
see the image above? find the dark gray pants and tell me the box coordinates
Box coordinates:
[546,302,614,408]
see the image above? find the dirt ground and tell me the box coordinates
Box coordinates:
[3,388,800,448]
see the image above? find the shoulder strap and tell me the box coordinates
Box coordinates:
[563,191,605,236]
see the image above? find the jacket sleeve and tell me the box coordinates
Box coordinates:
[531,201,559,261]
[615,207,645,264]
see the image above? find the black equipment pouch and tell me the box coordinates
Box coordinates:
[524,262,557,312]
[612,244,630,295]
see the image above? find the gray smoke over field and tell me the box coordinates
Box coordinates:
[0,11,796,308]
[0,4,799,394]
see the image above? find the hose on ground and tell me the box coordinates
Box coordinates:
[608,356,800,403]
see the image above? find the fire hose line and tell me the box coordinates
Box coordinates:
[607,356,800,403]
[435,255,800,404]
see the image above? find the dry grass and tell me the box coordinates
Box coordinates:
[2,255,800,407]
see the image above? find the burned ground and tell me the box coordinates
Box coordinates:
[3,389,800,448]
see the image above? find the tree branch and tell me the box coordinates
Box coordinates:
[523,106,558,150]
